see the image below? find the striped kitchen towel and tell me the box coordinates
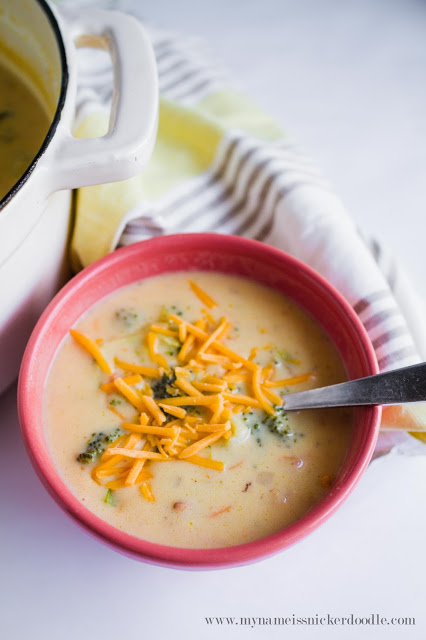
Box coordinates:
[68,14,426,440]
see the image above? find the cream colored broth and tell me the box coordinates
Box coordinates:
[44,272,352,548]
[0,59,50,200]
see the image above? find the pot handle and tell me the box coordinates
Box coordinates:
[48,8,158,191]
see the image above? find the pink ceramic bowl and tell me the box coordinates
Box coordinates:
[18,233,381,569]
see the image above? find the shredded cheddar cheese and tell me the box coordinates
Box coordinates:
[114,358,160,377]
[71,278,313,504]
[140,482,156,501]
[70,329,112,374]
[264,373,313,387]
[147,332,169,370]
[189,280,217,308]
[100,374,142,394]
[158,403,187,419]
[113,378,145,412]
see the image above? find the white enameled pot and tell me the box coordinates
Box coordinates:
[0,0,158,394]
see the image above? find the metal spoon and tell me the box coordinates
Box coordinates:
[282,362,426,410]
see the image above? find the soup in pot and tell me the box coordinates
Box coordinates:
[0,57,50,201]
[44,272,352,549]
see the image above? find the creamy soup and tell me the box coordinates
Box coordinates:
[0,58,50,201]
[44,272,352,549]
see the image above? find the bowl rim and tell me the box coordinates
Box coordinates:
[18,233,381,568]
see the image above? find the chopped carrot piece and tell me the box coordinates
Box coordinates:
[210,505,232,518]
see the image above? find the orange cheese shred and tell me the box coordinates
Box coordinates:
[209,394,225,423]
[252,366,275,415]
[103,448,164,460]
[196,317,229,355]
[158,403,187,419]
[100,374,142,394]
[192,381,226,393]
[155,395,216,407]
[195,422,231,433]
[147,332,169,370]
[189,280,217,308]
[198,353,232,367]
[184,455,224,471]
[178,429,227,459]
[150,325,179,338]
[264,373,313,387]
[124,460,144,487]
[122,422,178,437]
[175,377,203,397]
[221,392,261,408]
[70,329,112,374]
[108,405,127,421]
[262,386,284,406]
[114,358,160,377]
[178,323,187,343]
[141,395,167,425]
[113,378,145,412]
[177,333,195,363]
[140,482,156,501]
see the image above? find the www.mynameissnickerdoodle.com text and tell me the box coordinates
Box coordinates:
[204,613,415,628]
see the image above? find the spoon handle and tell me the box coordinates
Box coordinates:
[283,362,426,410]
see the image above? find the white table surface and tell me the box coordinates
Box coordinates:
[2,0,426,638]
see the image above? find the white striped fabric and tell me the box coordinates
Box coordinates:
[70,3,425,392]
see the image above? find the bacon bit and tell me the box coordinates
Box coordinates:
[242,482,252,492]
[173,501,189,511]
[210,505,232,518]
[321,474,334,489]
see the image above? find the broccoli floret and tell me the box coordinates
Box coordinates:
[114,308,141,328]
[261,407,304,445]
[159,305,183,322]
[77,428,121,464]
[274,348,301,366]
[262,406,290,438]
[104,489,115,506]
[151,372,177,399]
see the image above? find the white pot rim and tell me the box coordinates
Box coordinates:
[0,0,69,212]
